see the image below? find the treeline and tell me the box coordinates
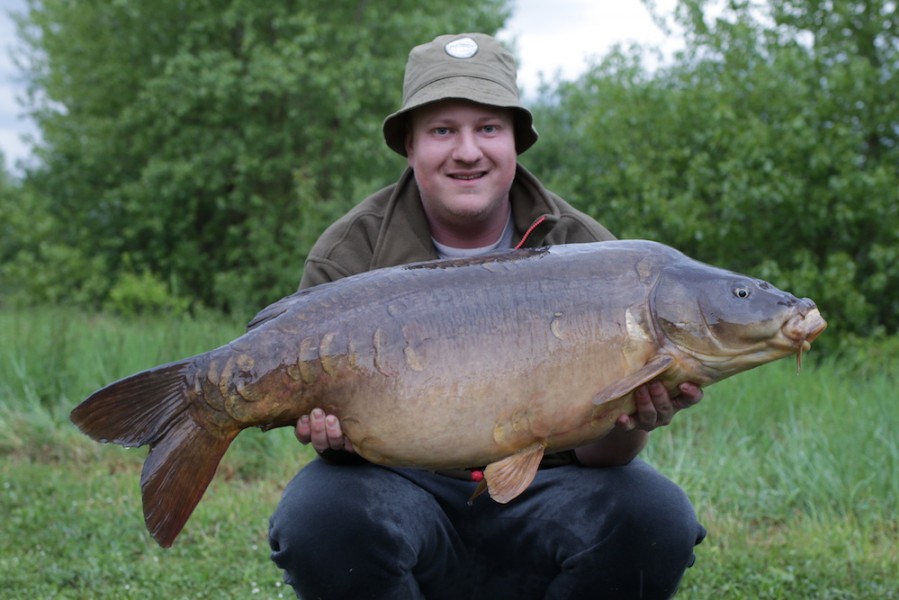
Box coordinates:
[0,0,508,313]
[522,0,898,346]
[1,0,896,347]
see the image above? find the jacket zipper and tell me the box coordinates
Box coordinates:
[515,215,547,250]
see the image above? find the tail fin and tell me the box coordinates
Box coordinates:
[71,361,236,547]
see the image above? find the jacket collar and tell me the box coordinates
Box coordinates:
[509,165,561,247]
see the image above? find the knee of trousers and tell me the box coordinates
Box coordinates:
[268,462,472,598]
[268,461,448,570]
[551,463,703,598]
[585,460,703,553]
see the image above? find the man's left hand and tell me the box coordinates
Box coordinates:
[616,382,703,432]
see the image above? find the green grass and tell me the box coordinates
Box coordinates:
[2,307,897,598]
[1,451,295,599]
[644,357,898,598]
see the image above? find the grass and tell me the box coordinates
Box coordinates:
[644,358,898,598]
[1,307,897,598]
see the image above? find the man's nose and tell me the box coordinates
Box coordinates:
[452,129,483,162]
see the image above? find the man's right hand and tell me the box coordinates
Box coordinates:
[296,408,355,453]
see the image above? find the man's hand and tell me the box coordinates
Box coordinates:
[295,408,355,454]
[575,381,703,467]
[615,381,703,432]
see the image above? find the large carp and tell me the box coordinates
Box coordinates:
[71,240,826,547]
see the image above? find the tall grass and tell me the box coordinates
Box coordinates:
[0,307,305,475]
[2,307,897,598]
[646,357,897,523]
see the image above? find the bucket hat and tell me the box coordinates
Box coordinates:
[382,33,538,156]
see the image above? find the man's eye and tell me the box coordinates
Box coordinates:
[433,127,450,135]
[482,125,497,134]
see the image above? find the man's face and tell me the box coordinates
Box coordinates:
[405,100,517,238]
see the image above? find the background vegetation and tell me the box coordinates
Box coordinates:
[2,0,506,314]
[1,0,896,344]
[522,0,898,345]
[1,0,897,597]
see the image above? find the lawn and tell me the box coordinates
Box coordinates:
[1,308,896,598]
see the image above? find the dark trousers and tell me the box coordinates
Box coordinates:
[269,458,705,599]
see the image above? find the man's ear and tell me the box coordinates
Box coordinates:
[404,126,414,159]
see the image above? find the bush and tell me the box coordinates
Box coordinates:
[104,271,190,316]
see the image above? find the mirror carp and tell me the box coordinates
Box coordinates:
[71,240,826,547]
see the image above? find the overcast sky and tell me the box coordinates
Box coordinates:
[0,0,681,174]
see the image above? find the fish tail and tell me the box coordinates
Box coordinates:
[71,361,236,547]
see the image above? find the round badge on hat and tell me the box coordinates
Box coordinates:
[445,37,479,58]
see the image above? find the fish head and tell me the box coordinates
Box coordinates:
[650,263,827,380]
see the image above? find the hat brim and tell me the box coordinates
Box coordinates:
[382,77,538,157]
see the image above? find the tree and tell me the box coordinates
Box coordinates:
[524,0,898,342]
[12,0,509,314]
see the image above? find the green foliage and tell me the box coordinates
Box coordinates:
[0,179,110,307]
[9,0,509,313]
[105,271,190,317]
[524,0,899,344]
[5,0,896,345]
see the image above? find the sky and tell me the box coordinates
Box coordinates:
[0,0,681,175]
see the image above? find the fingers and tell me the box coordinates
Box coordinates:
[676,382,704,409]
[633,381,672,429]
[620,381,703,432]
[294,408,354,453]
[295,414,313,443]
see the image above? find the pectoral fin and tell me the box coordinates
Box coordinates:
[592,355,674,406]
[482,442,546,504]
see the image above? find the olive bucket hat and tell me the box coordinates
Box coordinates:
[382,33,538,156]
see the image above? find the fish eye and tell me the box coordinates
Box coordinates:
[733,286,751,299]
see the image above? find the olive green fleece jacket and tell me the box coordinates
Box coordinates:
[299,165,615,290]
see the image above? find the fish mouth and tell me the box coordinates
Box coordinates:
[784,304,826,341]
[782,305,827,370]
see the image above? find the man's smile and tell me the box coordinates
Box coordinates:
[449,171,487,181]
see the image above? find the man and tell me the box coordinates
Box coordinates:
[269,33,705,599]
